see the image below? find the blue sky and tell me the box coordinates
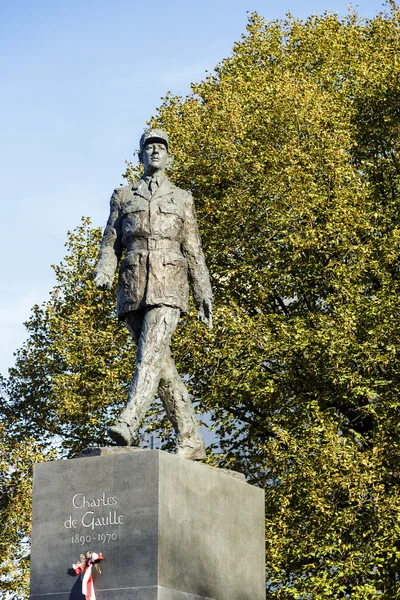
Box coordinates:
[0,0,387,376]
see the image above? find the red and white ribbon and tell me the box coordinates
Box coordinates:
[72,563,82,576]
[72,552,103,600]
[82,562,95,600]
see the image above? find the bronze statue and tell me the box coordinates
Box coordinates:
[94,129,212,460]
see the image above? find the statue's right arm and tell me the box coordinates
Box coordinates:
[93,188,123,290]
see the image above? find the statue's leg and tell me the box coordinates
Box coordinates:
[107,306,180,446]
[158,351,206,460]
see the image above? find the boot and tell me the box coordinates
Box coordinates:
[107,421,139,447]
[175,429,206,461]
[159,352,207,461]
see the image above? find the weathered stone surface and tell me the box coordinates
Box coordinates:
[79,446,246,481]
[158,452,265,600]
[30,450,264,600]
[80,446,150,457]
[203,463,246,482]
[30,451,159,599]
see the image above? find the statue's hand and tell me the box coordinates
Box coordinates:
[197,298,213,329]
[93,271,113,290]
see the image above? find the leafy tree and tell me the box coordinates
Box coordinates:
[0,396,56,598]
[4,3,400,598]
[3,220,135,457]
[145,5,400,596]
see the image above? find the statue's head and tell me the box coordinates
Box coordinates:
[139,128,169,154]
[138,128,170,176]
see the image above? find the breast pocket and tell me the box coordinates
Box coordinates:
[122,200,148,238]
[159,204,184,238]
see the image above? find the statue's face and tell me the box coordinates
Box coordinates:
[142,141,169,175]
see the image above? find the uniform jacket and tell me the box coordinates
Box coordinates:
[94,177,212,318]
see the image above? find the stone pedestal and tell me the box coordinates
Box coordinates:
[30,450,265,600]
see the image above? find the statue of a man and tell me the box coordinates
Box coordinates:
[93,128,212,460]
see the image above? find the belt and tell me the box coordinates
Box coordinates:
[127,238,181,251]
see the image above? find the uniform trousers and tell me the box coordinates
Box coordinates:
[118,305,200,441]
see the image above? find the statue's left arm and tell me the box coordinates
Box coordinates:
[182,192,213,328]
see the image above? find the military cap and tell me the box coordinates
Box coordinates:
[139,128,169,153]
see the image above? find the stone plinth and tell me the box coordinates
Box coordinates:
[30,450,265,600]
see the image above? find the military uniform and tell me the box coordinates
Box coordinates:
[94,172,212,456]
[96,176,211,316]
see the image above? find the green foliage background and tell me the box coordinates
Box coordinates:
[2,3,400,598]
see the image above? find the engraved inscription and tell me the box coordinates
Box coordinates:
[71,532,118,545]
[72,492,118,509]
[63,491,125,544]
